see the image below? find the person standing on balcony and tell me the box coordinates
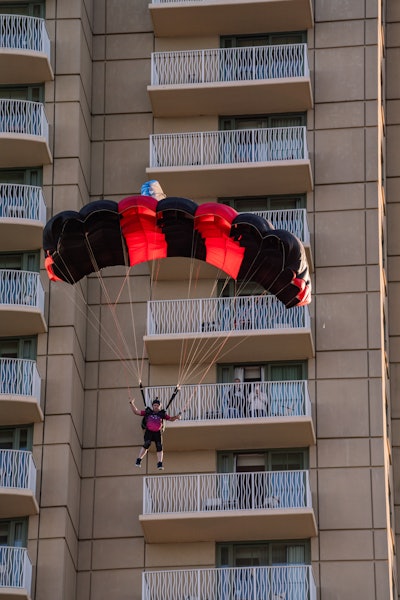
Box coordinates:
[248,383,269,417]
[130,396,181,471]
[224,378,246,418]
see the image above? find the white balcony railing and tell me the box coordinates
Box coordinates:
[151,43,309,85]
[147,295,310,336]
[0,99,49,139]
[143,470,312,514]
[149,126,308,168]
[0,358,41,398]
[145,380,311,420]
[0,14,51,57]
[143,565,316,600]
[0,270,44,311]
[0,449,36,493]
[0,546,32,591]
[254,208,310,246]
[0,184,46,222]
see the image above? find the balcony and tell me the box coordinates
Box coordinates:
[0,184,46,251]
[0,14,53,84]
[149,0,314,38]
[145,381,315,451]
[0,358,43,425]
[0,100,52,168]
[144,295,314,364]
[0,270,46,336]
[140,470,317,543]
[149,44,312,117]
[0,450,38,518]
[143,565,316,600]
[0,546,32,600]
[147,127,312,198]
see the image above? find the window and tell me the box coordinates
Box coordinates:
[0,85,44,103]
[0,426,33,451]
[221,32,306,49]
[0,2,44,17]
[0,337,37,397]
[219,113,306,164]
[217,449,307,473]
[217,362,307,417]
[217,539,310,567]
[220,194,306,212]
[0,518,28,547]
[0,168,42,187]
[220,32,307,85]
[0,337,36,360]
[0,252,40,272]
[219,279,264,297]
[0,169,42,219]
[216,539,310,600]
[218,361,307,383]
[220,113,306,131]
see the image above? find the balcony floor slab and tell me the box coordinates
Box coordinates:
[0,136,52,168]
[0,397,43,426]
[0,50,53,84]
[0,307,47,336]
[149,0,313,37]
[0,489,39,519]
[146,161,313,199]
[144,328,314,364]
[164,417,315,451]
[149,79,313,118]
[140,508,317,543]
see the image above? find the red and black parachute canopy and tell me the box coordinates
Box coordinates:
[43,194,311,308]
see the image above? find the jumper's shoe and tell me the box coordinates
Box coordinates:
[135,458,142,468]
[157,461,164,471]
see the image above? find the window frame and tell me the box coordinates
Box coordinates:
[218,361,307,383]
[216,539,311,568]
[0,251,40,272]
[0,167,43,186]
[219,112,306,131]
[0,2,45,18]
[0,518,28,547]
[217,448,308,473]
[220,31,307,49]
[219,193,306,212]
[0,84,44,103]
[0,425,33,451]
[0,336,37,359]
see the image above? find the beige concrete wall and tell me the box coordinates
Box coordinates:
[387,0,400,592]
[36,1,94,599]
[313,1,394,598]
[27,0,400,599]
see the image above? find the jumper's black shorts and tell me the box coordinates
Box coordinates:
[143,429,163,452]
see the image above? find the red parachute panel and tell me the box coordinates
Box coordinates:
[119,195,168,267]
[194,203,245,279]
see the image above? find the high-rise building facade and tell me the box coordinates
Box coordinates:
[0,1,399,599]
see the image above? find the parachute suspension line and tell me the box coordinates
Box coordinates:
[82,233,143,384]
[176,271,240,386]
[46,252,138,376]
[174,247,227,385]
[50,278,138,383]
[175,225,208,384]
[123,264,148,386]
[176,258,203,386]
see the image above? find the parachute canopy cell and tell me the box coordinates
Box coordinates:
[43,188,311,308]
